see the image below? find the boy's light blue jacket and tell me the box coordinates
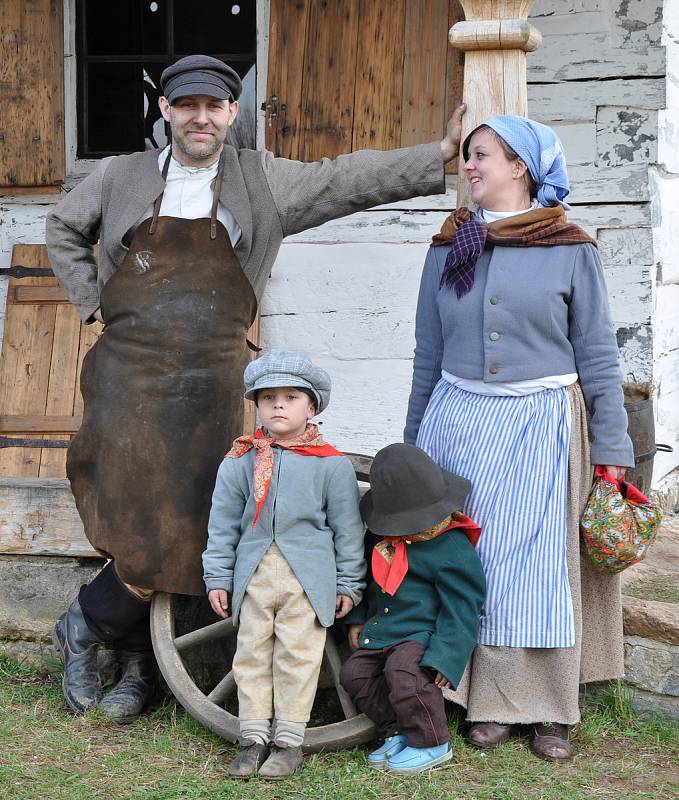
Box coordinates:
[202,448,366,627]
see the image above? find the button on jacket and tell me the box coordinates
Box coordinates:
[344,530,486,688]
[405,241,635,468]
[203,449,366,627]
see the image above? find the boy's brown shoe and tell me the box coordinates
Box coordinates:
[258,743,303,780]
[227,742,270,778]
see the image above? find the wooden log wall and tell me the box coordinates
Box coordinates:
[0,0,676,490]
[259,0,671,462]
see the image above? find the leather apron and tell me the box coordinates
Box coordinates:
[68,153,257,595]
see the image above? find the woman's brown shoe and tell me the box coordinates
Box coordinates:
[467,722,513,748]
[529,723,572,761]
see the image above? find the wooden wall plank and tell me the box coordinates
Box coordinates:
[0,245,57,477]
[0,0,65,187]
[264,0,310,158]
[73,323,103,420]
[351,0,405,152]
[299,0,360,162]
[401,0,450,149]
[39,304,83,477]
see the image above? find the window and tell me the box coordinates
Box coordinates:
[76,0,256,158]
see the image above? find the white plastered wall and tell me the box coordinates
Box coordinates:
[651,0,679,493]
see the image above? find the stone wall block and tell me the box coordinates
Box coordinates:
[0,555,105,642]
[622,595,679,646]
[624,635,679,696]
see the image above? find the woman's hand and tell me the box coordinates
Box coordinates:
[440,103,467,163]
[335,594,354,619]
[598,465,627,481]
[208,589,230,619]
[434,672,451,690]
[347,624,364,652]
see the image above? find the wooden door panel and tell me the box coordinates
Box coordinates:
[266,0,463,167]
[265,0,310,159]
[352,0,405,152]
[299,0,360,162]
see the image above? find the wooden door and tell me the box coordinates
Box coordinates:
[264,0,463,172]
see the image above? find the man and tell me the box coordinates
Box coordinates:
[46,55,465,725]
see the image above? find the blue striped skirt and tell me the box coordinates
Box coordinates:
[416,379,574,649]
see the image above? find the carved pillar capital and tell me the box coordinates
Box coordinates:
[451,0,541,206]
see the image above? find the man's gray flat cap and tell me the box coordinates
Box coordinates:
[160,55,242,103]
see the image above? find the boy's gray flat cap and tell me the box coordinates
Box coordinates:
[244,350,331,413]
[160,55,242,103]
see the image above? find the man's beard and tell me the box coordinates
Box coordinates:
[171,128,226,162]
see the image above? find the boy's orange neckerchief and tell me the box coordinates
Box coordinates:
[372,512,481,596]
[226,423,343,525]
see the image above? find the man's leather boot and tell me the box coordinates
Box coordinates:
[52,598,103,714]
[98,651,157,724]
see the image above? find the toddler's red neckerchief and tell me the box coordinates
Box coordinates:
[372,512,481,596]
[226,424,343,525]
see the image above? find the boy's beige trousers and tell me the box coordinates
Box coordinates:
[232,542,327,722]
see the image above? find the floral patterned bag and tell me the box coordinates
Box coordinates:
[580,466,662,575]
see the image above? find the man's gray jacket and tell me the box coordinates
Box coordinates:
[46,143,445,321]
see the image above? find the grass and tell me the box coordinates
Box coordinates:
[624,576,679,605]
[1,655,678,800]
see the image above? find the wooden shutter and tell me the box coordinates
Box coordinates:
[0,245,101,478]
[265,0,463,172]
[0,0,66,191]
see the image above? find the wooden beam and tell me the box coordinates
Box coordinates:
[0,477,98,558]
[0,415,82,435]
[8,286,69,304]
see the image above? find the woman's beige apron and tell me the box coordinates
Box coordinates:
[68,154,257,595]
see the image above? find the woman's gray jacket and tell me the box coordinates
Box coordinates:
[405,241,635,468]
[202,449,366,627]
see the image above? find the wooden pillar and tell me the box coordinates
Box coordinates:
[450,0,542,206]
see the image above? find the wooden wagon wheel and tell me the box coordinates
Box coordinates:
[150,453,376,753]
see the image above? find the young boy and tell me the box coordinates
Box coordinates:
[202,350,365,780]
[340,443,486,775]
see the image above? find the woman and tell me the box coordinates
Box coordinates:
[404,114,634,761]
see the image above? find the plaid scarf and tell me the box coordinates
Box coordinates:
[433,206,596,298]
[226,424,343,525]
[372,512,481,596]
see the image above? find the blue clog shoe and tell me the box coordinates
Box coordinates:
[386,741,452,774]
[366,734,408,768]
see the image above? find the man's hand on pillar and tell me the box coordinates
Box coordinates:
[440,102,467,163]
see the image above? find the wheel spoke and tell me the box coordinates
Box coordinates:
[173,617,235,652]
[324,636,358,719]
[207,670,236,705]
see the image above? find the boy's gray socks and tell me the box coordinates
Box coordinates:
[239,718,271,745]
[273,719,306,747]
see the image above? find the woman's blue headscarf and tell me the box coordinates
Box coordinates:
[482,115,571,210]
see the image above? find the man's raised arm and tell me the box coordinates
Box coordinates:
[262,104,466,237]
